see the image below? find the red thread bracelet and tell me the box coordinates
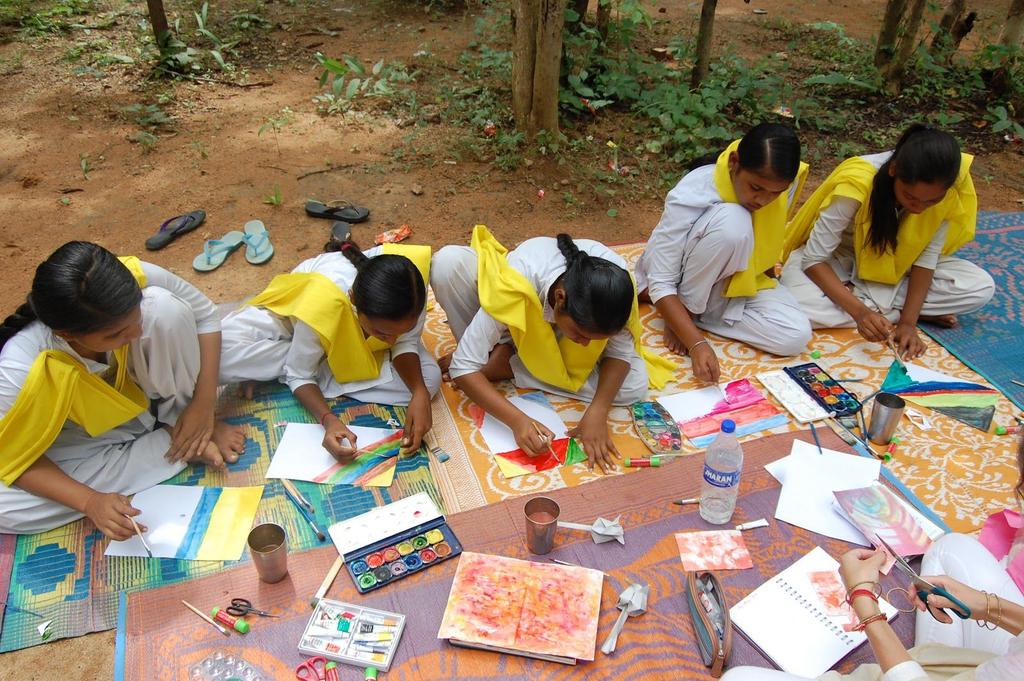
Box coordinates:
[320,411,334,427]
[846,588,879,606]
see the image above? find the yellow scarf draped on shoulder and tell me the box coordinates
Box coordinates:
[471,225,674,392]
[0,256,149,485]
[713,140,809,298]
[243,244,431,384]
[782,153,976,285]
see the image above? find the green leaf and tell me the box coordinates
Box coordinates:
[345,78,360,99]
[343,55,365,75]
[607,208,618,217]
[372,58,384,76]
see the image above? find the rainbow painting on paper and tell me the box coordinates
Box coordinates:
[470,392,586,478]
[658,379,789,447]
[311,431,403,486]
[104,485,264,561]
[881,361,998,432]
[437,551,604,662]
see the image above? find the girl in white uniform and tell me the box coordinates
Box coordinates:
[635,123,813,383]
[219,239,440,461]
[0,242,245,538]
[780,125,994,360]
[431,226,674,472]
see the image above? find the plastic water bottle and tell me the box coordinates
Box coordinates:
[699,419,743,525]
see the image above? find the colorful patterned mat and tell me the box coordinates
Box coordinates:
[919,211,1024,410]
[117,430,915,681]
[0,384,450,652]
[422,242,1022,535]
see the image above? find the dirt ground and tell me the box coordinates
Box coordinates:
[0,0,1022,678]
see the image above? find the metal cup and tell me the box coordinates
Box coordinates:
[524,496,560,555]
[248,523,288,583]
[867,392,906,445]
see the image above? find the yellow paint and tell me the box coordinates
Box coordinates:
[195,486,265,561]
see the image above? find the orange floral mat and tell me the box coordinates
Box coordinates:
[423,243,1020,534]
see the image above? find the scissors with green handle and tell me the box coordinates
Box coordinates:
[877,536,972,621]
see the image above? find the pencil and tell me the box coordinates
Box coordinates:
[282,479,314,513]
[311,556,345,607]
[1012,380,1024,389]
[808,421,824,455]
[181,599,230,636]
[531,422,557,458]
[125,514,153,558]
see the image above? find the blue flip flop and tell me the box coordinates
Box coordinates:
[243,220,274,264]
[192,230,245,272]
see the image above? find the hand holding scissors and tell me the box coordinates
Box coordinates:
[877,536,971,621]
[226,597,279,618]
[295,656,327,680]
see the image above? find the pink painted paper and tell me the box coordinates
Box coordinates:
[437,552,604,661]
[674,530,754,571]
[833,485,932,562]
[807,570,856,631]
[980,510,1024,595]
[680,400,786,440]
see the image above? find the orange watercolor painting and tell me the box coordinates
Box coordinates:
[674,530,754,571]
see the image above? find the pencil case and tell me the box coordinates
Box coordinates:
[685,571,732,678]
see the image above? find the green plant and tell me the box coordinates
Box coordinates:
[313,53,413,115]
[121,103,173,129]
[193,2,237,71]
[79,152,91,180]
[20,0,93,35]
[133,131,158,153]
[258,108,293,155]
[986,105,1024,139]
[263,186,283,206]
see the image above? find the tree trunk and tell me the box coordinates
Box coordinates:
[512,0,568,139]
[930,0,964,53]
[880,0,927,93]
[875,0,909,68]
[596,0,611,41]
[691,0,717,89]
[568,0,589,30]
[146,0,169,46]
[1001,0,1024,47]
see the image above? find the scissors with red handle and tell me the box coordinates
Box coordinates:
[295,656,328,680]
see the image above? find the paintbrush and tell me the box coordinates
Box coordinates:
[808,421,824,455]
[311,556,345,607]
[1012,380,1024,389]
[124,514,153,558]
[181,599,230,636]
[283,487,327,541]
[885,337,907,369]
[531,422,558,459]
[281,479,314,514]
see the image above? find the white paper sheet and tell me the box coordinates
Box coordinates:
[902,362,964,385]
[266,423,397,482]
[769,440,880,545]
[656,384,723,424]
[328,492,442,556]
[478,395,568,455]
[105,485,204,558]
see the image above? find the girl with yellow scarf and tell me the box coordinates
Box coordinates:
[431,227,673,473]
[780,125,994,360]
[219,238,438,461]
[635,123,812,384]
[0,242,244,539]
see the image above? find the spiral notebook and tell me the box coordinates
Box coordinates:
[730,546,898,678]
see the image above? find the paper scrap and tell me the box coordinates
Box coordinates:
[675,530,753,571]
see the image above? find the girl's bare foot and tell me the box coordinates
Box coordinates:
[663,326,687,355]
[920,314,958,329]
[193,422,246,468]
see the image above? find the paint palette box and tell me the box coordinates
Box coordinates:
[783,362,863,417]
[299,598,405,671]
[328,493,463,594]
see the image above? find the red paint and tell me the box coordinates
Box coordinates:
[366,552,385,568]
[382,547,400,562]
[830,386,844,395]
[419,548,437,563]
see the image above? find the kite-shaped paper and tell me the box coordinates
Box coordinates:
[881,361,998,432]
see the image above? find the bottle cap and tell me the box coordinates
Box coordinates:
[365,668,379,680]
[234,618,250,634]
[721,419,736,434]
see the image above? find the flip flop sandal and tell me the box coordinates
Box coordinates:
[330,220,352,243]
[305,199,370,223]
[192,230,245,272]
[242,219,275,265]
[145,210,206,251]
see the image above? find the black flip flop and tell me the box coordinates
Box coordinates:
[305,200,370,223]
[330,221,352,243]
[145,210,206,251]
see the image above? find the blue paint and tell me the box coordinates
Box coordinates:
[350,559,369,575]
[403,554,422,570]
[175,488,223,560]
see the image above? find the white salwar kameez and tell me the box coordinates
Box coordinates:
[219,248,441,405]
[635,164,813,357]
[0,263,219,533]
[779,152,995,328]
[430,237,649,406]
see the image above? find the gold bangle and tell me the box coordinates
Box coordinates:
[847,581,882,597]
[687,339,709,354]
[853,612,887,632]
